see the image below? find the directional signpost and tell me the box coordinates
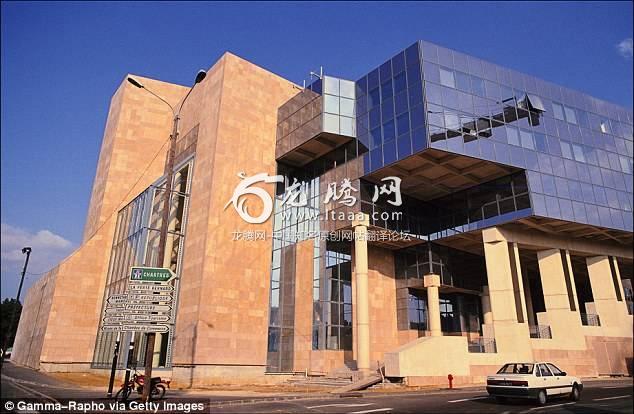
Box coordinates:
[102,266,177,397]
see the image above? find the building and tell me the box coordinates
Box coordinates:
[12,41,633,387]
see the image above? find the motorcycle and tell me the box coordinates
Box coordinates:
[114,369,170,401]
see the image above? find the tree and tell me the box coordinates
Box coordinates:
[1,298,22,349]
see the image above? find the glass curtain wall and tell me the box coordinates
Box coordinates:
[92,160,193,369]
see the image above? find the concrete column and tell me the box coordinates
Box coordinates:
[586,256,630,332]
[353,214,370,375]
[482,227,532,359]
[536,249,584,349]
[481,286,493,325]
[424,274,441,337]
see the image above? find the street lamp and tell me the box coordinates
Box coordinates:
[1,246,32,366]
[126,70,206,401]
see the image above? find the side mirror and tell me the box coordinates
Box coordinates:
[560,372,567,376]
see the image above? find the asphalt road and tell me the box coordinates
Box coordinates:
[211,380,633,414]
[1,361,632,413]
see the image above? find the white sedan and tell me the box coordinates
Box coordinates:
[486,362,583,405]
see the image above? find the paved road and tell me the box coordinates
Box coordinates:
[210,379,633,414]
[1,361,632,413]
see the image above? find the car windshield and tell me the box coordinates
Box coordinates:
[496,363,534,374]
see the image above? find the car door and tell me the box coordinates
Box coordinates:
[547,363,572,395]
[537,364,557,395]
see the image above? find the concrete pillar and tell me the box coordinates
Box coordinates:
[536,249,584,349]
[586,256,630,333]
[353,214,370,375]
[424,274,441,337]
[481,286,493,325]
[482,227,532,359]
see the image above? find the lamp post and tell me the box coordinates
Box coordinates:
[127,70,206,401]
[1,247,32,367]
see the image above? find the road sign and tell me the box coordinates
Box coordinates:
[129,266,175,283]
[128,293,173,302]
[121,324,169,333]
[104,306,126,314]
[103,316,125,324]
[107,297,129,305]
[101,325,125,332]
[126,304,171,312]
[128,284,173,293]
[125,314,171,322]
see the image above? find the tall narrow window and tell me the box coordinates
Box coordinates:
[560,250,577,311]
[608,256,623,301]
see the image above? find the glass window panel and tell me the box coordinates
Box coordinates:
[394,91,408,115]
[471,76,485,96]
[507,126,520,146]
[383,119,396,142]
[324,94,339,115]
[340,98,355,117]
[410,105,425,130]
[394,72,407,94]
[564,106,577,124]
[381,79,393,100]
[520,130,534,149]
[339,80,355,98]
[383,140,397,164]
[397,133,412,158]
[423,61,440,83]
[440,67,455,88]
[534,133,547,152]
[340,117,354,136]
[532,193,547,216]
[545,195,561,218]
[542,174,557,196]
[572,144,586,162]
[396,113,410,136]
[323,113,339,134]
[455,71,471,92]
[560,141,573,159]
[369,88,380,109]
[382,97,394,121]
[552,103,565,120]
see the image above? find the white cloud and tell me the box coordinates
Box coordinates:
[616,38,633,59]
[1,223,75,299]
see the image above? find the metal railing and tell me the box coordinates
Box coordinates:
[468,337,497,353]
[529,325,552,339]
[580,313,601,326]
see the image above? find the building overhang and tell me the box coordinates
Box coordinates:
[363,148,520,201]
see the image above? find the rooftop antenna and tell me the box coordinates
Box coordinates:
[309,66,323,80]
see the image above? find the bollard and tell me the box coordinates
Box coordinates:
[448,373,454,389]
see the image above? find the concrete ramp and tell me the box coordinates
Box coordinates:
[330,374,382,394]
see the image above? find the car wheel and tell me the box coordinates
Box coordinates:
[495,396,507,403]
[570,384,580,401]
[537,389,547,406]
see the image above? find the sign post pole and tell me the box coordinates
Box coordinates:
[106,331,121,397]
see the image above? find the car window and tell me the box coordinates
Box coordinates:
[546,363,563,375]
[497,363,534,374]
[538,364,553,376]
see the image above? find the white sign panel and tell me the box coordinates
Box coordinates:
[125,314,171,322]
[125,304,171,312]
[121,324,170,333]
[128,284,173,293]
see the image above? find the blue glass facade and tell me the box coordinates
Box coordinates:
[355,41,633,233]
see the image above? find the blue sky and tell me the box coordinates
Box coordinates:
[1,1,632,299]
